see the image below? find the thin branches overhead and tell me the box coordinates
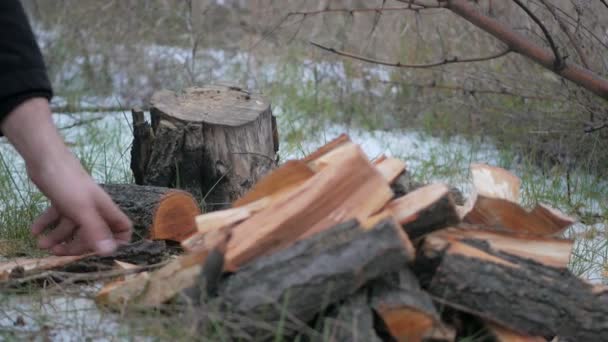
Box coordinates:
[310,41,511,69]
[512,0,563,70]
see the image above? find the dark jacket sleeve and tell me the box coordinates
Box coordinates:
[0,0,53,126]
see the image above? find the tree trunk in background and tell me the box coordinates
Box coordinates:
[130,85,278,211]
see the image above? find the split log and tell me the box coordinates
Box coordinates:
[322,292,382,342]
[373,156,407,183]
[370,268,454,342]
[463,197,576,236]
[459,163,575,235]
[101,184,200,241]
[388,183,460,239]
[218,218,415,338]
[131,85,277,210]
[232,160,315,207]
[470,163,521,202]
[301,133,350,164]
[416,230,608,341]
[224,143,393,270]
[431,227,573,269]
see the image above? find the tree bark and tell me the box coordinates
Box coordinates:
[322,292,382,342]
[388,184,460,239]
[131,85,277,211]
[218,218,414,339]
[417,233,608,341]
[101,184,201,241]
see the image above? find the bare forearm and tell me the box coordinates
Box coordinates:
[1,97,75,174]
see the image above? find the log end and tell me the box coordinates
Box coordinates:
[375,307,454,342]
[149,191,201,242]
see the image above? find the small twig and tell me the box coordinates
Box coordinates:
[58,116,104,131]
[286,5,433,17]
[538,0,589,69]
[310,41,511,69]
[378,79,565,102]
[512,0,564,70]
[601,0,608,10]
[584,121,608,133]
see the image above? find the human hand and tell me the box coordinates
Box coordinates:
[1,98,132,256]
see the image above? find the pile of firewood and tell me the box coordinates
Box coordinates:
[2,133,607,341]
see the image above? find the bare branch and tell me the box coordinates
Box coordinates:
[512,0,563,70]
[310,41,511,69]
[601,0,608,10]
[584,121,608,133]
[286,6,433,17]
[538,0,590,69]
[446,0,608,100]
[378,80,567,102]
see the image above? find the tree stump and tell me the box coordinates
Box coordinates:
[131,85,278,211]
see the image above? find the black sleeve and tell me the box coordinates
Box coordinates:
[0,0,53,126]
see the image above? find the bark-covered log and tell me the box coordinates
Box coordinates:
[388,183,460,239]
[101,184,200,241]
[417,233,608,341]
[370,268,454,342]
[322,292,382,342]
[218,218,414,339]
[131,85,277,210]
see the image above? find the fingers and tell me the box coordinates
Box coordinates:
[77,209,117,256]
[31,206,59,236]
[95,190,132,244]
[37,217,76,249]
[51,235,89,256]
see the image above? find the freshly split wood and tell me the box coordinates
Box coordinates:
[459,163,575,235]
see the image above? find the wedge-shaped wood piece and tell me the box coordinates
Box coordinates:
[463,196,575,236]
[433,227,573,269]
[181,221,232,254]
[416,231,608,341]
[459,164,575,236]
[218,218,414,339]
[225,143,393,270]
[301,133,350,164]
[0,254,90,281]
[305,140,362,172]
[371,269,454,342]
[183,198,270,253]
[195,198,269,234]
[374,157,407,183]
[113,260,139,281]
[470,163,521,202]
[387,183,460,239]
[96,271,151,307]
[232,160,315,207]
[322,292,382,342]
[101,184,201,241]
[485,321,546,342]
